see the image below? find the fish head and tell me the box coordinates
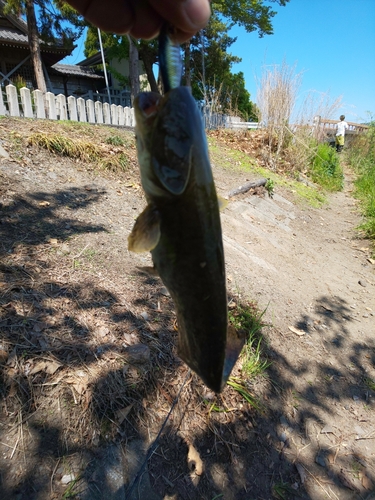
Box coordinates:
[135,88,200,200]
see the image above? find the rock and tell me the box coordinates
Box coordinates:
[358,280,367,287]
[124,344,150,364]
[0,144,9,159]
[140,311,149,321]
[61,473,76,484]
[320,424,334,434]
[280,416,289,428]
[315,452,327,467]
[160,286,170,297]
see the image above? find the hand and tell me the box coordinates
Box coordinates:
[66,0,211,42]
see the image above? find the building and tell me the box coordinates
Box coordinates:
[0,1,151,108]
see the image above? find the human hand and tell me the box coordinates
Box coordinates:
[66,0,211,42]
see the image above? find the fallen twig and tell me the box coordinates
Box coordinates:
[228,178,267,198]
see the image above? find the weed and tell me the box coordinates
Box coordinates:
[346,122,375,244]
[351,460,361,479]
[229,302,270,378]
[227,377,260,409]
[272,481,295,499]
[364,377,375,391]
[106,134,125,146]
[62,473,82,499]
[265,178,275,197]
[28,133,101,162]
[309,142,343,191]
[208,139,326,207]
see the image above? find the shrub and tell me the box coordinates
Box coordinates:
[347,123,375,241]
[309,143,343,191]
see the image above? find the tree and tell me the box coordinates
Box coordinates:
[187,13,257,120]
[184,1,289,118]
[213,0,290,36]
[4,0,83,92]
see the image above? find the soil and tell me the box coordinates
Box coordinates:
[0,117,374,500]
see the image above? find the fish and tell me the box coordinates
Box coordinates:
[128,29,244,393]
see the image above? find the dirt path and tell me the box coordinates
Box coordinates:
[0,118,374,499]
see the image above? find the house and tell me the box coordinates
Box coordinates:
[0,0,104,98]
[0,1,150,108]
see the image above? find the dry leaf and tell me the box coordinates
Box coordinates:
[30,360,61,375]
[0,349,8,364]
[38,201,50,207]
[114,405,133,425]
[362,474,373,490]
[73,381,87,395]
[48,238,58,246]
[288,326,306,336]
[44,360,62,374]
[187,443,204,476]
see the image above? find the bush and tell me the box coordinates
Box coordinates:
[347,123,375,241]
[309,143,343,191]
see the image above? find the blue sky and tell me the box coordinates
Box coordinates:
[228,0,375,123]
[62,0,375,123]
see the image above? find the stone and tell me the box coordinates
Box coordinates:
[124,344,150,364]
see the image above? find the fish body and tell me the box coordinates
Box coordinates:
[129,87,244,392]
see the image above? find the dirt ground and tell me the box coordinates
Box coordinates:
[0,117,374,500]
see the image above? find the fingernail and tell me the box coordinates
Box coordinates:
[183,0,211,29]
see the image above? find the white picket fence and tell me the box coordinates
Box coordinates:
[0,84,135,127]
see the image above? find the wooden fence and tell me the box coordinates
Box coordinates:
[1,84,258,130]
[0,84,135,127]
[313,116,369,136]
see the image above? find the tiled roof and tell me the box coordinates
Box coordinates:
[51,64,104,79]
[0,26,28,44]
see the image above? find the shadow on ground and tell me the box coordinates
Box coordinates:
[1,184,374,499]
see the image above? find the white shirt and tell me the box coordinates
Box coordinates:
[336,121,348,136]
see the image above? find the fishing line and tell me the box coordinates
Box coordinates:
[125,368,191,498]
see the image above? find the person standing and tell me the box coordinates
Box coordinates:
[335,115,349,152]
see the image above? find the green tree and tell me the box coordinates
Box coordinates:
[188,14,257,120]
[213,0,289,36]
[185,1,289,117]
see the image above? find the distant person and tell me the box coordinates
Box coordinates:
[335,115,349,153]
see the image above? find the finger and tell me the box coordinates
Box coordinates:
[67,0,134,34]
[149,0,210,34]
[128,0,163,40]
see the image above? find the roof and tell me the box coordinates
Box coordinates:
[50,63,104,80]
[0,1,73,64]
[78,52,103,67]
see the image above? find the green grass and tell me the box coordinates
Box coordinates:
[106,134,126,146]
[309,143,344,192]
[226,302,270,408]
[347,123,375,244]
[208,139,327,207]
[229,303,270,378]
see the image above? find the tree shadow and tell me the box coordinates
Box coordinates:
[1,181,374,499]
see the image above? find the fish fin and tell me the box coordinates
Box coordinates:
[152,146,192,195]
[217,195,228,211]
[128,205,161,253]
[221,325,246,388]
[136,266,159,277]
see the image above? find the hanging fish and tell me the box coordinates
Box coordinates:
[128,26,244,393]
